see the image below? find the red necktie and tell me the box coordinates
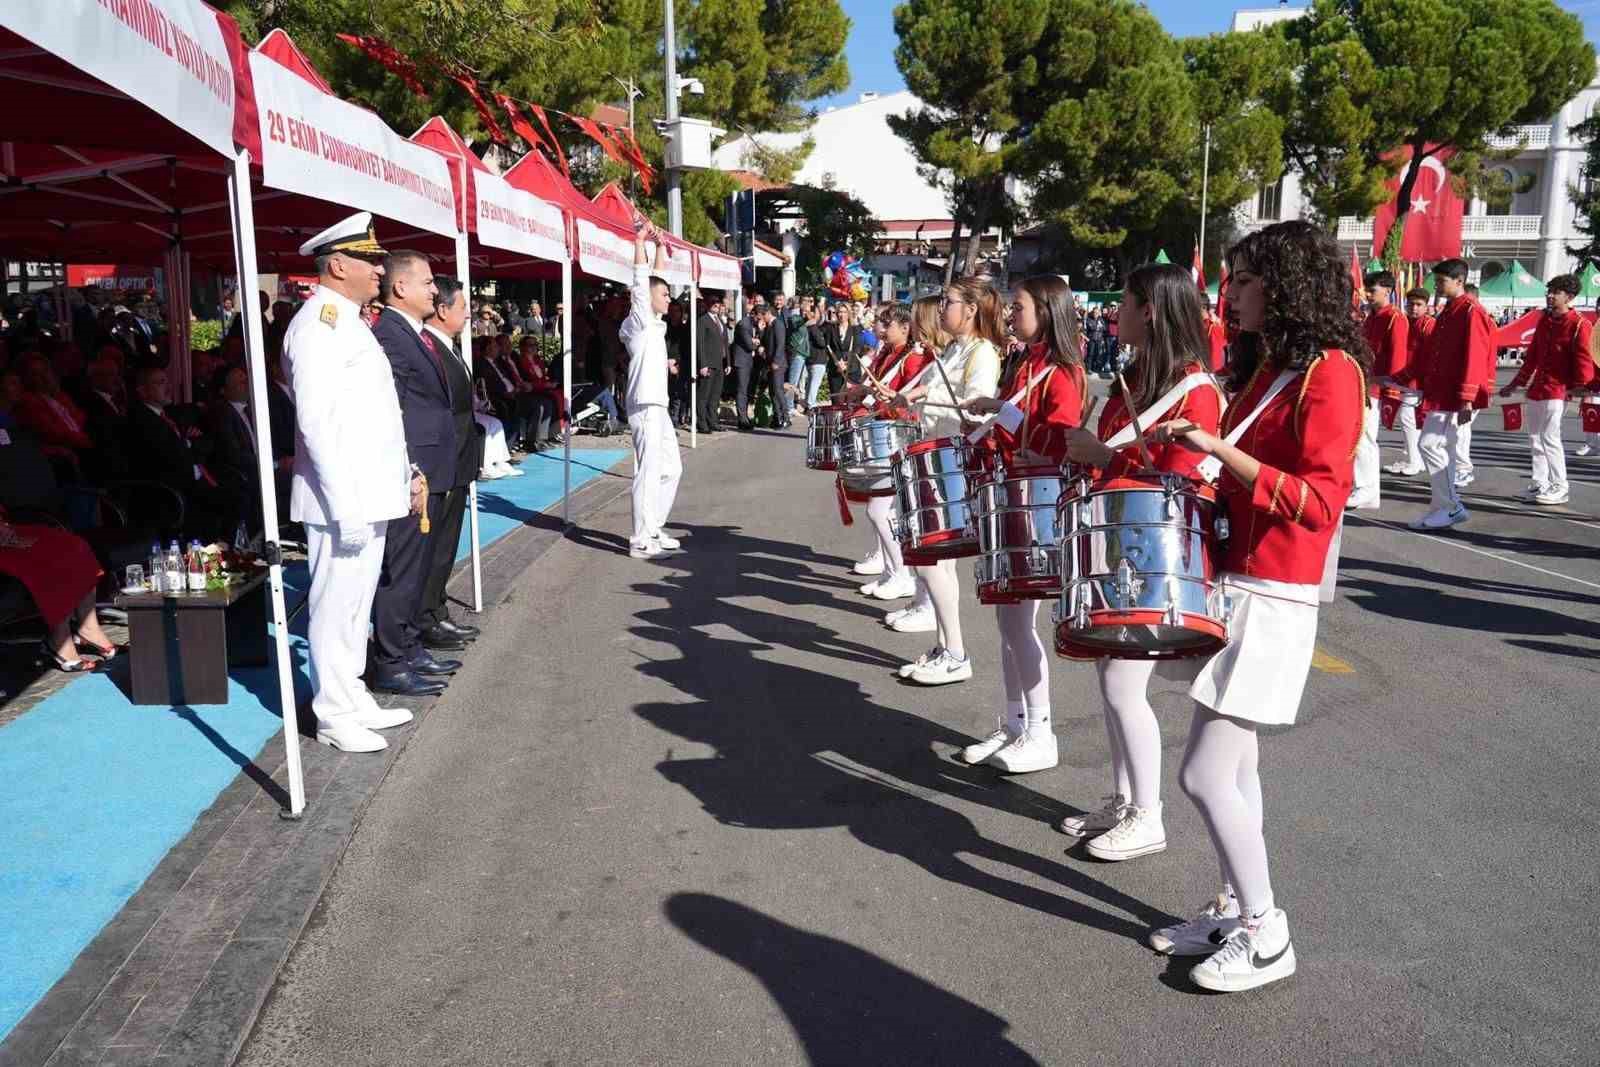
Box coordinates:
[420,330,447,379]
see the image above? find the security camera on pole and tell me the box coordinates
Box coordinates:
[659,0,721,239]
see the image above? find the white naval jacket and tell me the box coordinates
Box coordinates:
[284,285,411,528]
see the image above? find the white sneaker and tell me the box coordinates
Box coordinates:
[1518,483,1548,501]
[478,466,507,480]
[859,579,882,596]
[1058,794,1128,838]
[852,550,885,576]
[909,649,972,686]
[654,533,683,550]
[983,728,1058,773]
[1344,492,1379,511]
[315,720,388,753]
[960,720,1017,765]
[1576,444,1595,457]
[899,646,942,679]
[1149,894,1243,955]
[355,706,414,731]
[498,463,525,477]
[629,541,662,560]
[870,573,917,600]
[1085,804,1166,860]
[1454,473,1475,488]
[883,606,911,625]
[1534,489,1570,506]
[1409,505,1468,530]
[1189,908,1297,993]
[889,605,937,633]
[1382,461,1423,476]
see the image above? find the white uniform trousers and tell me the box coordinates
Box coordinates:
[1352,396,1381,504]
[1453,409,1478,479]
[305,520,387,726]
[1526,398,1568,495]
[1397,390,1424,471]
[629,403,682,547]
[1418,412,1462,513]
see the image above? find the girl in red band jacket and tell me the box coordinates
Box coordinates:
[1144,221,1369,994]
[1053,262,1226,859]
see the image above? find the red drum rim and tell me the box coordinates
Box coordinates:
[1052,610,1227,661]
[902,435,970,456]
[812,460,839,471]
[843,486,896,502]
[902,540,980,563]
[976,576,1063,605]
[1090,473,1218,500]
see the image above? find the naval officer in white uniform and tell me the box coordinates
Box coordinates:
[283,213,422,753]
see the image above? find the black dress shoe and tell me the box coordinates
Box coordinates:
[421,628,469,652]
[368,671,446,697]
[436,618,480,640]
[411,652,462,676]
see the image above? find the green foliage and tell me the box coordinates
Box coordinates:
[191,319,223,352]
[1567,114,1600,271]
[1275,0,1594,260]
[218,0,849,243]
[789,186,879,287]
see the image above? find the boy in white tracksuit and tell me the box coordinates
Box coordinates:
[621,224,683,558]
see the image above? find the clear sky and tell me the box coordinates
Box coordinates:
[820,0,1600,109]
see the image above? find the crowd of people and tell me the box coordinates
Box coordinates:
[745,219,1597,997]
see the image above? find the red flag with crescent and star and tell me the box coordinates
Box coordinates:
[1373,146,1464,261]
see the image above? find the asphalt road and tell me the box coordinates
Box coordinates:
[239,395,1600,1067]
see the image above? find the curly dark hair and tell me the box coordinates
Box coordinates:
[1224,221,1371,387]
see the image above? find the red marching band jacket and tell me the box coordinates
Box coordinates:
[1094,362,1224,481]
[1361,304,1409,397]
[1398,295,1494,412]
[876,341,936,404]
[1216,352,1365,585]
[987,345,1085,465]
[1507,310,1596,401]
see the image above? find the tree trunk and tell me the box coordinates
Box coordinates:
[944,211,965,286]
[1383,142,1428,272]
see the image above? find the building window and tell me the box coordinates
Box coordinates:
[1485,167,1517,216]
[1256,178,1284,221]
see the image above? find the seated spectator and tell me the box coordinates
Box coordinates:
[0,505,116,673]
[472,380,522,480]
[126,366,231,537]
[516,335,565,440]
[474,340,526,452]
[14,353,92,477]
[207,365,262,533]
[79,355,130,481]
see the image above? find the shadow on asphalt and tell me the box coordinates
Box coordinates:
[1340,557,1600,642]
[666,893,1042,1064]
[626,520,1176,945]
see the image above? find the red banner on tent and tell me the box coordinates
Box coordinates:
[1373,146,1463,261]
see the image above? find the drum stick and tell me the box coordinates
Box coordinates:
[1114,372,1156,470]
[1081,395,1101,425]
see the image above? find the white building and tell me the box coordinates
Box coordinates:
[1230,6,1600,286]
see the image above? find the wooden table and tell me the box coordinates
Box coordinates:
[114,569,270,706]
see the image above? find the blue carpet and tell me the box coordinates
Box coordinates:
[0,449,626,1040]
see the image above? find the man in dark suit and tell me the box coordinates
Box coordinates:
[761,304,789,428]
[125,365,228,536]
[265,345,296,521]
[731,299,760,431]
[368,251,458,697]
[206,364,261,535]
[80,353,129,481]
[696,293,729,432]
[419,276,483,649]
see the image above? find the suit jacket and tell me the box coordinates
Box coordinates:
[760,320,785,368]
[127,402,201,494]
[426,325,483,489]
[732,314,758,361]
[373,306,458,491]
[266,381,295,460]
[697,312,729,373]
[824,323,863,387]
[207,400,259,495]
[78,390,129,479]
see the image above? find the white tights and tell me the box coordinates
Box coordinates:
[995,600,1048,732]
[915,559,964,659]
[864,495,904,583]
[1178,706,1272,917]
[1095,659,1162,809]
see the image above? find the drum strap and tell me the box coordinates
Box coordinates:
[1196,370,1298,484]
[965,365,1055,444]
[1102,371,1220,450]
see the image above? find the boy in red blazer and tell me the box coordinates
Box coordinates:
[1411,260,1495,530]
[1499,273,1595,506]
[1353,270,1408,508]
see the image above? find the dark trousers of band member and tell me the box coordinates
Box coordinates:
[699,366,724,428]
[371,493,443,676]
[733,353,755,421]
[419,485,469,631]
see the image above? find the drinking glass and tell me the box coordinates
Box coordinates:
[124,564,145,591]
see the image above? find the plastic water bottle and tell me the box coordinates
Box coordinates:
[164,540,184,592]
[147,542,164,592]
[186,540,206,592]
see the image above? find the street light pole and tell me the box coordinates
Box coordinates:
[1199,123,1212,278]
[663,0,683,237]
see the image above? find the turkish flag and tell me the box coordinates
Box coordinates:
[1501,402,1523,432]
[1350,247,1363,310]
[1415,404,1427,429]
[1582,401,1600,434]
[1379,396,1399,429]
[1493,310,1542,349]
[1192,242,1205,290]
[1373,146,1463,261]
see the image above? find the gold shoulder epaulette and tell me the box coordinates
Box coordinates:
[319,304,339,328]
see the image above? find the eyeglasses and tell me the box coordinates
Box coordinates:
[939,297,967,309]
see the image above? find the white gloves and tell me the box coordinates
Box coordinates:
[337,521,371,553]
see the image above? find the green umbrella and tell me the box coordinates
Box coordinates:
[1578,262,1600,303]
[1477,260,1544,305]
[1153,250,1171,265]
[1365,258,1384,273]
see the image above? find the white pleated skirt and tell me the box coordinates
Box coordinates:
[1157,572,1320,726]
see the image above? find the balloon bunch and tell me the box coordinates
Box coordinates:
[825,250,871,302]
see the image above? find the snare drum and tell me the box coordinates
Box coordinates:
[971,462,1069,604]
[839,418,922,496]
[1054,471,1230,659]
[806,404,847,470]
[891,436,984,562]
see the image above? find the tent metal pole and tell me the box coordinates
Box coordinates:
[457,230,482,614]
[228,150,304,818]
[562,255,573,527]
[689,278,697,450]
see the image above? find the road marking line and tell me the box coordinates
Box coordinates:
[1352,515,1600,592]
[1311,648,1355,674]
